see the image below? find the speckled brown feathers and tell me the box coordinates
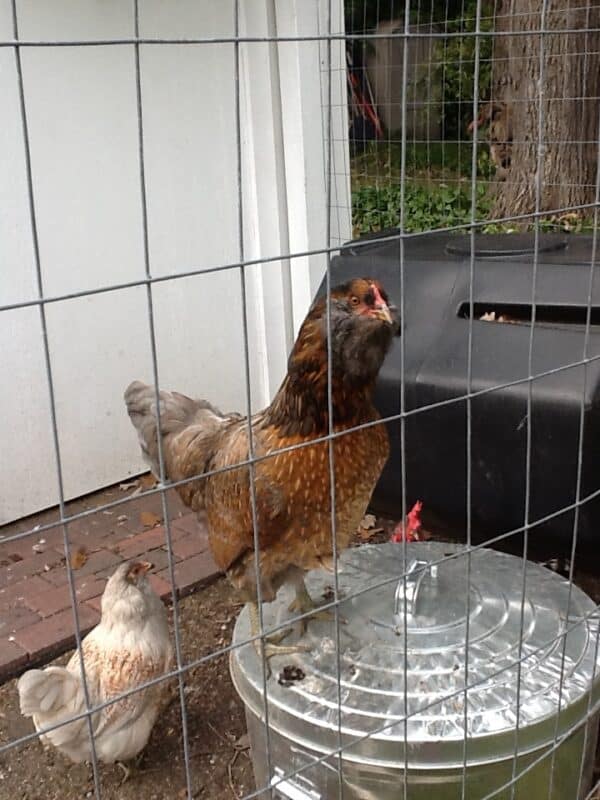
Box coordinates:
[125,279,397,604]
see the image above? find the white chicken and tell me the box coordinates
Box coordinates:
[17,561,173,771]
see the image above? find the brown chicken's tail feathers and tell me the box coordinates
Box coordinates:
[124,380,240,480]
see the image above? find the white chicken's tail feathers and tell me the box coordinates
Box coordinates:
[18,667,82,717]
[18,667,91,758]
[124,380,241,482]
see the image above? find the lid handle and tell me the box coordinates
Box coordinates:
[271,768,321,799]
[394,558,438,622]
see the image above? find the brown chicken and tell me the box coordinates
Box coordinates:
[124,279,397,657]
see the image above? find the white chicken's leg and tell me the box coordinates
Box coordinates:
[117,749,147,784]
[117,761,132,784]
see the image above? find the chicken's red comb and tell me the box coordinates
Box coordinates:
[390,500,423,543]
[406,500,423,531]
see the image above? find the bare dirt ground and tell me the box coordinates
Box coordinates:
[0,579,254,800]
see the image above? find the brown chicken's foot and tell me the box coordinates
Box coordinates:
[248,603,310,674]
[288,578,346,632]
[317,555,336,573]
[253,636,310,660]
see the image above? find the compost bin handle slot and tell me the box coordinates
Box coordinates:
[458,301,600,326]
[394,558,438,622]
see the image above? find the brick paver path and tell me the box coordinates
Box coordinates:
[0,480,220,682]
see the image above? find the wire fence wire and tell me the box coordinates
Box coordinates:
[2,1,600,799]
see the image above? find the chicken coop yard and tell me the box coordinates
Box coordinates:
[2,500,600,800]
[4,1,600,799]
[3,494,600,800]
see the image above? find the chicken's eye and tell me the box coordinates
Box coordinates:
[350,296,360,306]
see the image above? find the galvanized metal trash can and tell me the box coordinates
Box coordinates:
[230,542,600,799]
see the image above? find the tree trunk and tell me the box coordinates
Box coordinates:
[491,0,600,221]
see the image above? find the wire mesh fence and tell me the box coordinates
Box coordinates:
[2,1,600,799]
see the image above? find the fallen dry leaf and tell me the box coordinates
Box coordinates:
[357,513,382,540]
[358,525,384,541]
[140,511,161,528]
[140,473,157,490]
[359,513,377,530]
[70,547,88,570]
[119,480,139,491]
[480,311,510,324]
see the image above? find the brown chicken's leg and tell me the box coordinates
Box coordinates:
[288,574,344,632]
[248,602,310,665]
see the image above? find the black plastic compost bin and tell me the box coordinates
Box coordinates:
[318,232,600,550]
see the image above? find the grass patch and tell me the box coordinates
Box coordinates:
[350,142,593,238]
[352,181,492,237]
[350,140,495,189]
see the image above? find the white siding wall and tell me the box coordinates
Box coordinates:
[0,0,350,525]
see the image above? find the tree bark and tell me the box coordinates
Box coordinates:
[491,0,600,221]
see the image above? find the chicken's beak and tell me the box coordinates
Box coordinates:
[374,302,393,325]
[139,561,153,574]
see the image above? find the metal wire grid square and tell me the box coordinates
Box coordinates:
[2,0,600,798]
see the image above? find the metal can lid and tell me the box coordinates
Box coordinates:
[230,542,600,768]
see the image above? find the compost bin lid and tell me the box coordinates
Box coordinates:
[230,542,600,768]
[445,233,568,258]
